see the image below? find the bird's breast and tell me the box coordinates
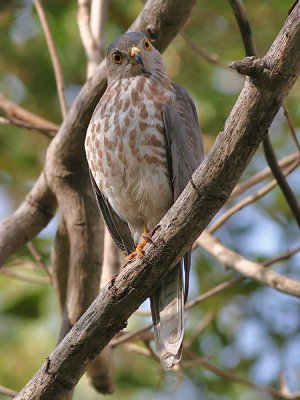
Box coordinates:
[85,76,174,226]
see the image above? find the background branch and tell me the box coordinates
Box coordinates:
[229,0,300,228]
[209,155,300,233]
[77,0,113,394]
[0,115,56,138]
[0,93,59,131]
[0,384,17,399]
[34,0,68,118]
[230,151,300,200]
[184,350,300,400]
[199,231,300,297]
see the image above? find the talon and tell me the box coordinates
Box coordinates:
[126,225,153,260]
[126,251,137,261]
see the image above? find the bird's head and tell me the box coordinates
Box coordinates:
[106,32,166,84]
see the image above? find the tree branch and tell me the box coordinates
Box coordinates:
[34,0,68,118]
[199,231,300,297]
[184,350,300,400]
[0,385,17,398]
[27,241,52,281]
[0,173,56,266]
[209,155,300,233]
[229,0,300,228]
[262,133,300,227]
[0,115,56,138]
[14,5,300,398]
[0,93,59,131]
[230,151,300,200]
[180,32,229,70]
[76,0,112,393]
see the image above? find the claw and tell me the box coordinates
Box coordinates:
[126,225,152,260]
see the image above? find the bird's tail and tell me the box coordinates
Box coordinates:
[150,262,184,369]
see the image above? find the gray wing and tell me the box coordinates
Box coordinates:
[164,82,204,297]
[89,171,134,255]
[150,83,203,369]
[164,82,204,200]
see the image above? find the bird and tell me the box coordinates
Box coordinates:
[85,31,204,369]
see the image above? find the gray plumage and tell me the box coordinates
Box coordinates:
[85,31,204,369]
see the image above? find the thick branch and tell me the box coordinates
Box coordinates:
[0,174,56,266]
[14,5,300,399]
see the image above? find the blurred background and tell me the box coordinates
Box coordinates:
[0,0,299,399]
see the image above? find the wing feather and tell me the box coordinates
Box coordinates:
[89,171,134,255]
[150,83,204,368]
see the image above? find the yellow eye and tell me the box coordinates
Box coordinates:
[112,52,123,64]
[143,39,152,50]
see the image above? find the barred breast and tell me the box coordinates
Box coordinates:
[85,75,174,243]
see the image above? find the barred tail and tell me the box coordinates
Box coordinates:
[150,262,184,369]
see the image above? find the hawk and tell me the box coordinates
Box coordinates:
[85,31,204,369]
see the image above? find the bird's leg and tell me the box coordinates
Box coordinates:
[126,225,152,260]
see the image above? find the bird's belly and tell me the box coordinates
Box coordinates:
[85,75,175,235]
[102,142,173,231]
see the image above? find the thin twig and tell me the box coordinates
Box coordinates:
[230,152,299,200]
[228,0,257,56]
[0,93,59,131]
[27,242,52,281]
[283,104,300,152]
[198,231,300,298]
[0,116,56,138]
[143,340,160,362]
[186,275,243,309]
[1,268,50,284]
[264,245,300,266]
[123,343,151,357]
[209,157,300,233]
[34,0,68,118]
[111,323,153,347]
[184,350,300,400]
[263,135,300,228]
[0,385,18,398]
[180,32,229,70]
[185,312,214,349]
[190,239,300,309]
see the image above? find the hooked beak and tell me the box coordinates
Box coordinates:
[129,46,144,67]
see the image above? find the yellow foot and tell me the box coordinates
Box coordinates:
[126,226,152,260]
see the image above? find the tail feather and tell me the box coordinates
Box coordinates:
[150,262,184,369]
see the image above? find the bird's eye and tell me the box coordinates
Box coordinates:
[112,52,123,64]
[143,39,152,50]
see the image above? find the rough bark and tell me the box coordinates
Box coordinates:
[0,174,56,265]
[14,4,300,399]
